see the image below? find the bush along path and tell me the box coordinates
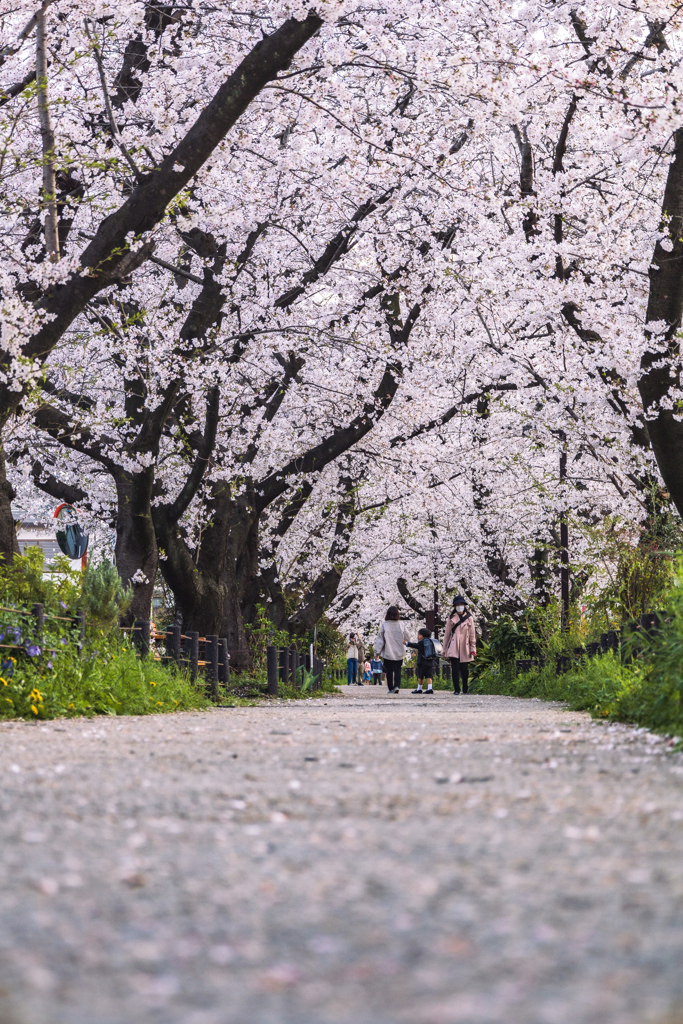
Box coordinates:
[473,564,683,743]
[0,550,339,720]
[0,550,207,721]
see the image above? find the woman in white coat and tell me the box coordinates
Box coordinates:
[375,606,412,693]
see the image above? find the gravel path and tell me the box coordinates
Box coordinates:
[1,686,683,1024]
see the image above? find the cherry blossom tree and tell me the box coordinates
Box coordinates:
[3,0,683,654]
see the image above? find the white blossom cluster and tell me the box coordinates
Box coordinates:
[1,0,681,634]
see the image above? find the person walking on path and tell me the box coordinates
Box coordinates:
[370,654,383,685]
[346,634,359,686]
[443,596,477,693]
[406,628,438,695]
[374,606,411,693]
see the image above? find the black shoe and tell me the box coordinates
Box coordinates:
[425,688,434,694]
[411,687,423,694]
[453,689,460,694]
[393,688,400,694]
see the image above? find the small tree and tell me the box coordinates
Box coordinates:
[81,560,132,632]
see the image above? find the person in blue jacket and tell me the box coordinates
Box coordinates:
[406,627,438,695]
[370,654,383,685]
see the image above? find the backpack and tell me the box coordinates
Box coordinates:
[422,637,436,659]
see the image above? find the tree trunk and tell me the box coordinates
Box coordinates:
[0,444,19,564]
[155,482,256,670]
[638,128,683,518]
[113,468,157,623]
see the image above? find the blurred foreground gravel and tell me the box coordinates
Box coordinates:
[1,687,683,1024]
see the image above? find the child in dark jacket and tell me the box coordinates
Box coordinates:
[406,628,437,695]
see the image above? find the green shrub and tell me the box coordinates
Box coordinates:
[0,547,81,612]
[0,634,209,720]
[81,558,132,631]
[244,604,290,673]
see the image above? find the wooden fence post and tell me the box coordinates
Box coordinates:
[219,639,230,685]
[72,610,85,651]
[133,619,150,658]
[267,645,278,695]
[187,631,199,680]
[312,655,322,690]
[166,625,181,662]
[32,603,44,641]
[205,635,219,700]
[278,647,289,687]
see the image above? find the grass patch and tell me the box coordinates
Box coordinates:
[220,671,341,704]
[0,641,209,720]
[473,651,683,738]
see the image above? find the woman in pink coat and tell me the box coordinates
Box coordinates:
[442,596,477,694]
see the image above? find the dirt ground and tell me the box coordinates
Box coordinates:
[1,686,683,1024]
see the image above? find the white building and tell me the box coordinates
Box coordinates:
[13,511,83,571]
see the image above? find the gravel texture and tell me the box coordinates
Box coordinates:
[1,686,683,1024]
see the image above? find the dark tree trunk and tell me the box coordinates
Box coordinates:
[0,444,19,564]
[113,468,157,624]
[638,128,683,519]
[155,483,256,670]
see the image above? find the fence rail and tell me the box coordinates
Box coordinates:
[266,644,324,696]
[515,617,660,676]
[0,602,327,703]
[0,603,85,666]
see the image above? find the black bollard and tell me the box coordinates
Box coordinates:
[32,603,44,641]
[133,619,151,658]
[205,635,219,700]
[187,631,199,680]
[166,625,181,662]
[219,639,230,685]
[267,645,279,695]
[279,647,290,687]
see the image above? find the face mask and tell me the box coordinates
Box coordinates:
[456,605,465,613]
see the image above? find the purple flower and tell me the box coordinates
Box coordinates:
[60,637,68,645]
[26,645,41,658]
[47,660,53,670]
[60,601,68,610]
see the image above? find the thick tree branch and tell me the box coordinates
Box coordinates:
[30,460,87,505]
[9,12,323,402]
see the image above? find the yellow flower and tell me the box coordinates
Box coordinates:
[68,703,74,709]
[156,701,162,706]
[150,681,156,687]
[31,705,38,715]
[0,677,7,686]
[5,698,12,704]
